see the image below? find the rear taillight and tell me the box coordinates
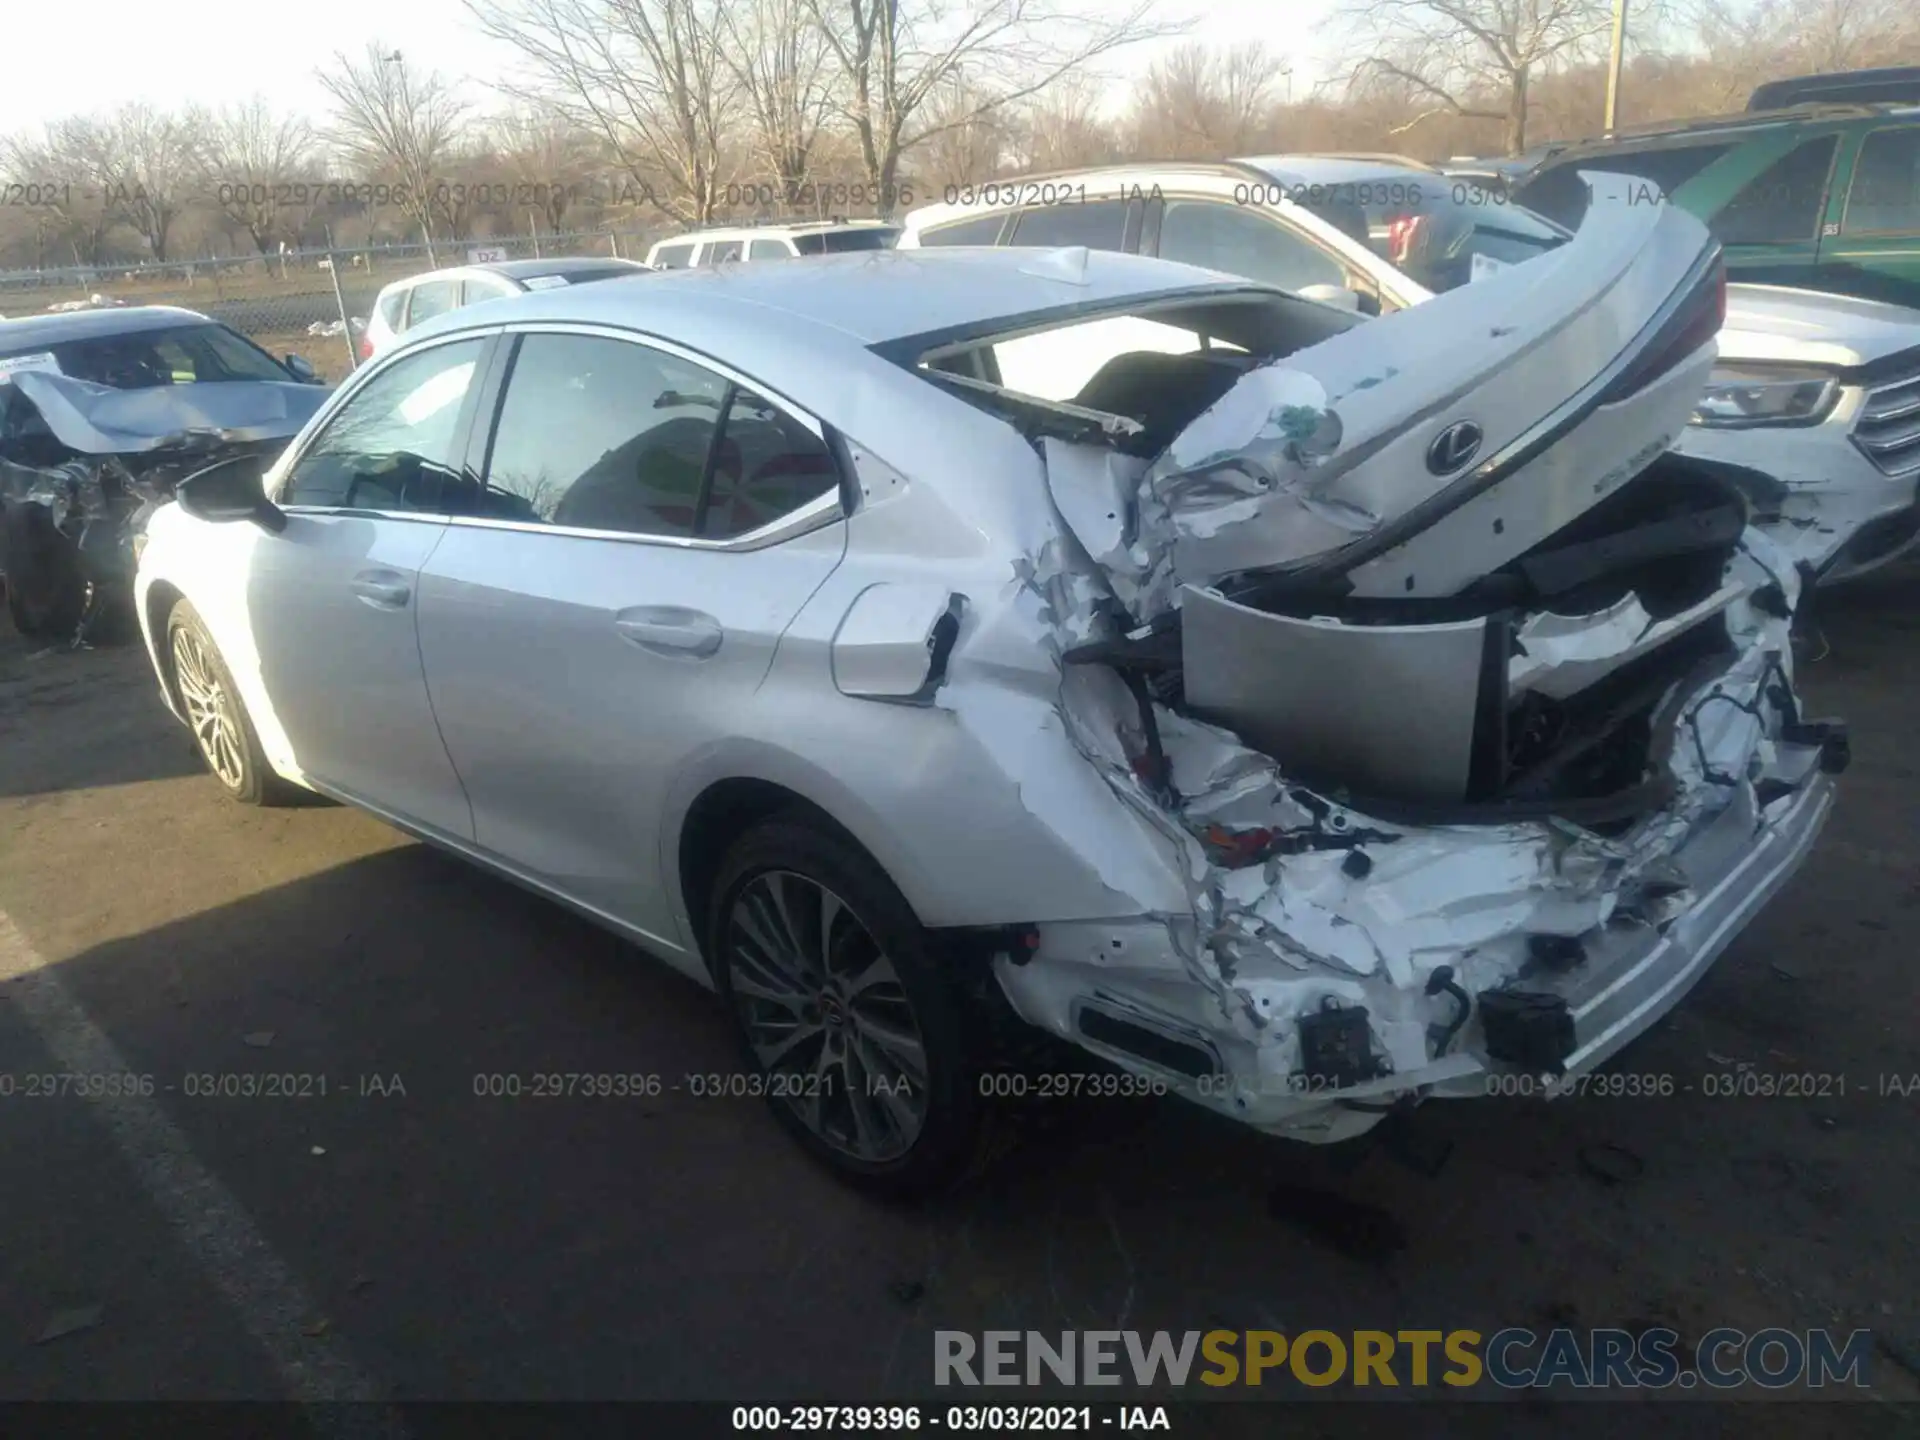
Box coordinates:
[358,334,374,361]
[1387,214,1424,265]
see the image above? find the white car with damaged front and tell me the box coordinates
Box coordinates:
[132,192,1841,1195]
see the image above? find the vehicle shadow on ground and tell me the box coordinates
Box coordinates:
[21,820,1916,1415]
[0,624,206,799]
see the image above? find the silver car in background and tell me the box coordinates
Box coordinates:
[132,210,1843,1195]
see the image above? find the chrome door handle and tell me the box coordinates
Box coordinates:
[350,569,412,609]
[614,606,723,659]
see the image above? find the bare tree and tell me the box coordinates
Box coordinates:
[33,106,202,261]
[1,125,118,266]
[910,77,1017,187]
[1013,75,1120,171]
[465,0,737,226]
[804,0,1180,216]
[1126,41,1282,159]
[1338,0,1614,155]
[317,44,469,253]
[490,108,604,231]
[720,0,837,199]
[198,99,319,255]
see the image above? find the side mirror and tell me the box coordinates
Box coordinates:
[283,354,321,383]
[176,452,288,534]
[1299,283,1363,312]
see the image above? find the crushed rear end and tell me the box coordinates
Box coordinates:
[935,178,1843,1140]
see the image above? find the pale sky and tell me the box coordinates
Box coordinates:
[0,0,1342,135]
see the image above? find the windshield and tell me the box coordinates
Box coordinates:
[1293,174,1569,294]
[8,322,294,389]
[793,228,900,255]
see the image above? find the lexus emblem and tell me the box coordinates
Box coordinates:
[1426,420,1484,475]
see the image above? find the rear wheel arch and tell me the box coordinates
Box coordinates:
[676,777,880,973]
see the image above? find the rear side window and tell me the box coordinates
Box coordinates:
[704,240,743,265]
[916,215,1007,246]
[1156,200,1346,293]
[747,238,794,261]
[405,280,458,328]
[1715,137,1839,245]
[1008,200,1129,250]
[477,333,726,537]
[700,388,840,539]
[652,243,694,269]
[279,339,485,511]
[1517,143,1736,227]
[376,288,407,329]
[1843,128,1920,234]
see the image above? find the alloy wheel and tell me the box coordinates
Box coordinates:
[173,626,246,790]
[726,870,931,1162]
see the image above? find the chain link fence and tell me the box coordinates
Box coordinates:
[0,228,657,384]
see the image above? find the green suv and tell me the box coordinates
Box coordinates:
[1512,86,1920,309]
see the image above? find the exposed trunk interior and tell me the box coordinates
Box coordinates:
[1076,457,1768,831]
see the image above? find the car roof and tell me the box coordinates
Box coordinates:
[0,304,212,354]
[1538,101,1920,159]
[651,222,900,247]
[1233,154,1440,185]
[407,245,1274,354]
[473,257,650,280]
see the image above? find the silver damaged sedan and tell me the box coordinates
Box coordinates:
[135,196,1844,1194]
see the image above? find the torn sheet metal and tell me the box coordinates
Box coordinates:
[989,428,1831,1139]
[1508,582,1742,699]
[8,370,329,456]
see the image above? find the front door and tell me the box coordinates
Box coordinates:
[244,334,491,839]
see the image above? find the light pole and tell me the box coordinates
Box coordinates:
[1281,65,1295,107]
[1603,0,1629,134]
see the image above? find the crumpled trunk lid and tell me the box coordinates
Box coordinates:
[1086,176,1726,622]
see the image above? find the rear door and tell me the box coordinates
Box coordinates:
[414,326,848,948]
[1820,124,1920,309]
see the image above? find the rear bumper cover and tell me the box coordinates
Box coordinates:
[1001,760,1833,1141]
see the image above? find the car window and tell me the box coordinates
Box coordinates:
[458,277,511,304]
[699,388,840,539]
[1714,136,1839,245]
[405,280,459,328]
[652,243,694,269]
[278,338,485,511]
[376,288,407,329]
[792,228,899,253]
[1156,200,1346,293]
[475,333,727,538]
[1843,127,1920,234]
[1008,201,1129,250]
[748,239,794,261]
[915,215,1007,246]
[1516,142,1736,228]
[704,240,744,265]
[992,317,1209,403]
[46,322,290,388]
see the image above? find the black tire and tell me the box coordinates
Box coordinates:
[165,599,297,807]
[706,815,985,1199]
[2,502,85,640]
